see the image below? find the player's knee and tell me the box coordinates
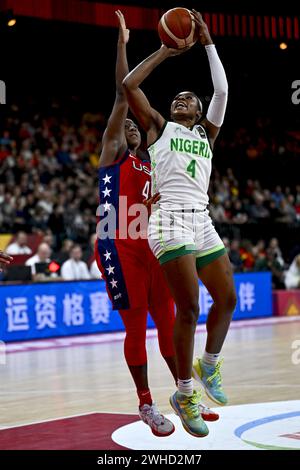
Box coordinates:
[217,289,237,313]
[177,299,200,325]
[227,290,237,312]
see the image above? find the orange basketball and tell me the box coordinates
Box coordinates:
[158,7,198,49]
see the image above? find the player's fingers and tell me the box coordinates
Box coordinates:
[191,10,203,24]
[167,44,191,56]
[191,9,203,19]
[191,15,201,26]
[179,45,193,53]
[0,253,13,262]
[115,10,124,24]
[143,193,160,207]
[118,10,126,24]
[152,192,161,204]
[190,15,201,28]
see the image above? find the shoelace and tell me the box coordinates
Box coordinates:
[206,359,223,388]
[145,403,165,426]
[181,391,202,419]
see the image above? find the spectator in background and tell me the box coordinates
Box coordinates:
[231,200,248,224]
[253,239,266,258]
[90,259,102,279]
[284,255,300,289]
[48,204,66,247]
[0,192,16,230]
[268,237,285,268]
[267,199,282,221]
[229,239,243,272]
[271,185,284,208]
[6,231,32,255]
[249,194,270,221]
[277,196,297,224]
[209,196,228,223]
[82,233,97,265]
[240,240,255,271]
[42,229,56,252]
[61,244,90,280]
[31,206,48,232]
[254,247,284,289]
[25,242,51,275]
[36,189,54,215]
[54,239,74,265]
[222,237,230,252]
[288,244,300,266]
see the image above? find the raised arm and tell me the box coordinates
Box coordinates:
[122,47,169,143]
[192,10,228,147]
[123,45,189,144]
[100,10,130,166]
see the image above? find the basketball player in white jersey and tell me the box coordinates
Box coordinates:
[123,10,236,437]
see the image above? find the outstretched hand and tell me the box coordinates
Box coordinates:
[115,10,129,44]
[191,10,213,46]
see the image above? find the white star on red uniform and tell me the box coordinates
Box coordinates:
[102,174,112,184]
[106,265,115,275]
[102,187,112,198]
[103,201,111,212]
[110,279,118,288]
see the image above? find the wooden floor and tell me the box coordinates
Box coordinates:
[1,319,300,428]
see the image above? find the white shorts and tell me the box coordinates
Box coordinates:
[148,207,225,267]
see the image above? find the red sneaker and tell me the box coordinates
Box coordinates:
[199,403,219,421]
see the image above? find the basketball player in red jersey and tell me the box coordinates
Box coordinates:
[95,11,218,436]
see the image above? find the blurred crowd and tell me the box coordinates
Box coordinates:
[0,100,300,287]
[223,236,300,289]
[209,170,300,226]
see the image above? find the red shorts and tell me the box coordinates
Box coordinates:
[95,237,172,310]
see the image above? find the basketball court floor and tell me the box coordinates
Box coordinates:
[0,316,300,450]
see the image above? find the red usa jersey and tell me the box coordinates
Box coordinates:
[98,149,151,241]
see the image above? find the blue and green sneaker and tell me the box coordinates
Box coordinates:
[192,358,228,406]
[169,390,209,437]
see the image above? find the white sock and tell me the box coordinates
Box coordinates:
[177,378,193,396]
[202,351,220,367]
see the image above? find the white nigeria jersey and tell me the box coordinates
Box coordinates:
[148,121,213,209]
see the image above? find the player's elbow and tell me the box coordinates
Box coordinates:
[116,88,126,100]
[122,74,136,91]
[219,83,228,97]
[122,76,129,88]
[216,76,229,97]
